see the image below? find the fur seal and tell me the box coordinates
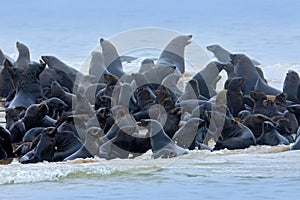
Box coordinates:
[56,116,86,141]
[210,111,256,150]
[5,107,26,143]
[88,51,109,82]
[157,35,192,74]
[0,126,14,160]
[64,127,105,161]
[237,110,252,122]
[100,38,125,79]
[100,125,150,160]
[230,54,280,95]
[283,110,299,135]
[0,60,15,98]
[5,60,25,90]
[53,130,83,162]
[23,103,56,131]
[117,83,134,107]
[291,136,300,150]
[274,93,288,113]
[250,91,280,117]
[192,61,226,99]
[99,106,148,159]
[283,70,299,103]
[13,127,46,156]
[162,72,183,97]
[242,114,275,139]
[226,77,245,117]
[143,64,177,85]
[138,58,155,73]
[254,78,281,96]
[273,117,294,143]
[256,121,289,146]
[206,44,261,65]
[43,97,68,120]
[287,104,300,125]
[179,79,201,101]
[291,128,300,150]
[41,55,81,85]
[141,119,188,159]
[96,107,115,133]
[98,136,129,160]
[51,81,76,110]
[15,41,30,69]
[172,118,210,150]
[19,127,56,164]
[8,62,46,109]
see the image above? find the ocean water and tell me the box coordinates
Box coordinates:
[1,0,300,199]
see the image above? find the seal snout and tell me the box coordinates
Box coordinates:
[187,34,193,44]
[100,38,105,43]
[206,45,213,51]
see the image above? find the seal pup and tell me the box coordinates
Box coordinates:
[157,34,192,74]
[141,119,188,159]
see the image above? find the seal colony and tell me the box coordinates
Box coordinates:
[0,36,300,164]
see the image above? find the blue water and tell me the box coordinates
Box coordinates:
[1,0,300,65]
[1,1,300,199]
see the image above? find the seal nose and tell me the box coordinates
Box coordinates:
[187,34,193,38]
[100,38,105,43]
[229,54,235,62]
